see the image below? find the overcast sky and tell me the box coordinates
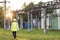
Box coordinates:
[0,0,53,10]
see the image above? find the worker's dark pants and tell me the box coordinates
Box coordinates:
[12,31,16,39]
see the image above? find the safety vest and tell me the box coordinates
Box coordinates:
[11,22,18,31]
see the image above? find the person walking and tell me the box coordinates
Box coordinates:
[11,18,19,39]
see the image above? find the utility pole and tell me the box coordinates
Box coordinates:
[0,0,10,29]
[31,13,33,30]
[27,11,30,32]
[4,0,6,29]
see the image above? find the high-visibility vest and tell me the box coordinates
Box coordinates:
[11,22,18,31]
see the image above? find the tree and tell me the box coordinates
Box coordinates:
[25,2,34,10]
[38,1,43,7]
[22,2,35,22]
[0,6,4,27]
[22,2,27,22]
[28,2,34,8]
[22,2,27,9]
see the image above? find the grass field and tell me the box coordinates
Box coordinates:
[0,28,60,40]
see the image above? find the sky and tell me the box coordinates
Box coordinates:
[0,0,53,11]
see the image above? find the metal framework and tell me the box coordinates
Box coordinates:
[15,0,60,33]
[25,0,60,33]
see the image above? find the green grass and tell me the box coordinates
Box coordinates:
[0,28,60,40]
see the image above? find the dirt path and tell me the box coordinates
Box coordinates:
[16,37,28,40]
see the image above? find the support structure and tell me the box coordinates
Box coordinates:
[31,13,33,30]
[49,14,52,29]
[38,11,41,29]
[35,15,38,28]
[4,0,6,29]
[43,9,47,34]
[27,11,30,31]
[20,15,23,29]
[8,18,10,30]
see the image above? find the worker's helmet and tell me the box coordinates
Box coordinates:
[13,18,16,21]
